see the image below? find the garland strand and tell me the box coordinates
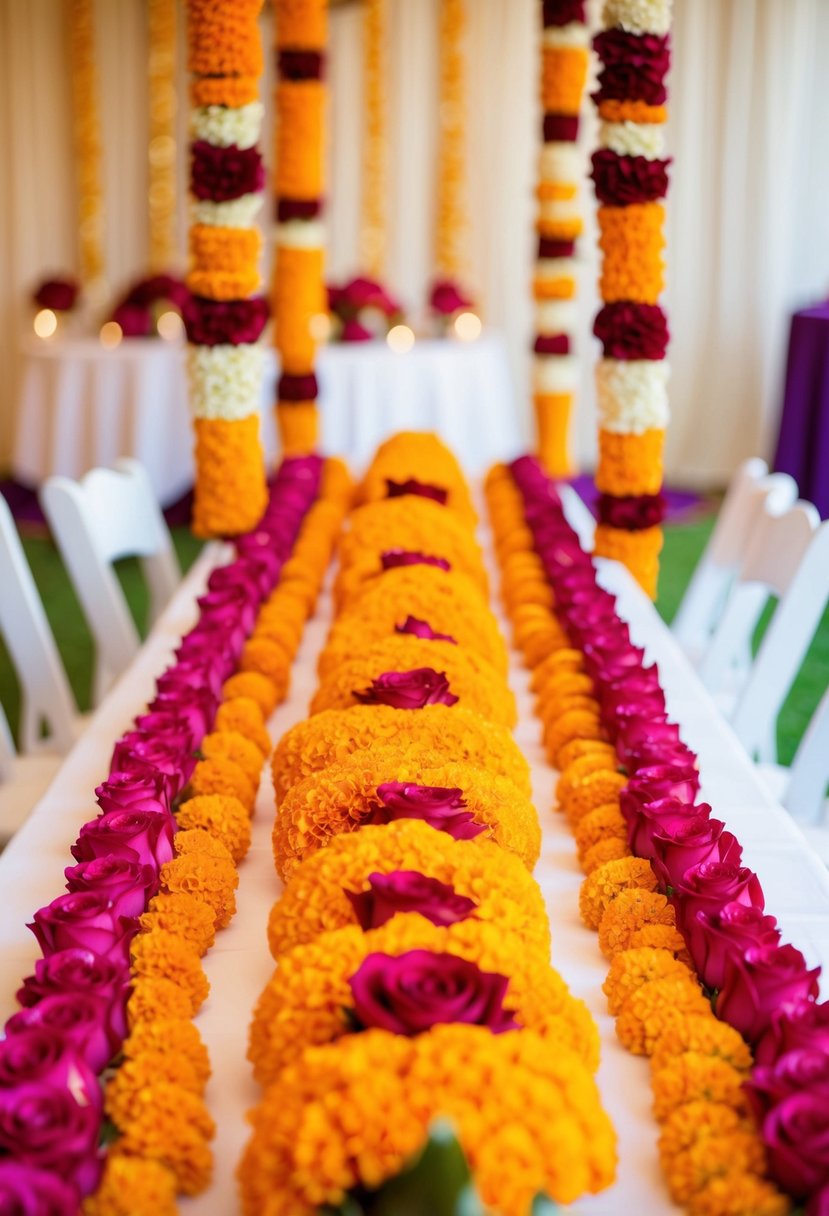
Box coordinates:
[532,0,590,477]
[434,0,469,282]
[184,0,269,538]
[272,0,328,459]
[147,0,177,272]
[590,0,673,598]
[359,0,387,278]
[66,0,106,299]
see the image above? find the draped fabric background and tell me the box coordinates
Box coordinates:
[1,0,828,486]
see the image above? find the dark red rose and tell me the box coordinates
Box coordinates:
[33,278,79,312]
[0,1081,102,1196]
[340,318,374,342]
[0,1161,80,1213]
[807,1183,829,1215]
[688,901,781,992]
[349,950,519,1035]
[381,550,451,572]
[277,371,319,402]
[593,30,671,106]
[543,0,585,25]
[537,237,575,260]
[190,140,265,202]
[594,302,670,360]
[534,334,571,355]
[182,294,268,346]
[756,1000,829,1066]
[346,872,477,930]
[597,492,667,531]
[373,783,485,841]
[385,479,449,505]
[355,668,459,710]
[717,943,821,1045]
[591,149,671,206]
[277,48,324,79]
[276,197,322,222]
[542,114,579,142]
[125,274,188,308]
[111,301,152,337]
[429,279,473,316]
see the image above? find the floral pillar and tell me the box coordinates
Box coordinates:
[66,0,106,299]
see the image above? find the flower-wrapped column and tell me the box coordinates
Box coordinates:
[272,0,328,457]
[184,0,269,538]
[66,0,106,299]
[590,0,672,597]
[532,0,589,477]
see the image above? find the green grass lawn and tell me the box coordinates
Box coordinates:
[1,515,826,765]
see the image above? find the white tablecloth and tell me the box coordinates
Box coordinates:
[0,506,827,1214]
[11,334,520,505]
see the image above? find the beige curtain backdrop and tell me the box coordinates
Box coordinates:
[1,0,828,486]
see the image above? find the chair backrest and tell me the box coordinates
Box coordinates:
[40,459,180,703]
[0,495,77,754]
[782,685,829,826]
[730,517,829,763]
[0,700,16,779]
[672,459,797,654]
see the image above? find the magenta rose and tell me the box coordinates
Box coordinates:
[156,659,224,700]
[33,278,78,313]
[381,550,451,572]
[144,687,218,748]
[346,872,477,931]
[197,583,258,633]
[16,948,130,1046]
[64,856,157,919]
[385,479,449,506]
[340,318,374,342]
[808,1183,829,1216]
[0,1082,102,1196]
[355,668,459,710]
[717,943,821,1044]
[395,615,457,644]
[627,797,711,861]
[591,150,671,206]
[430,279,472,316]
[759,1088,829,1199]
[349,950,519,1035]
[181,294,268,346]
[616,719,688,771]
[110,301,151,337]
[673,861,765,945]
[650,815,740,890]
[0,1161,80,1214]
[109,733,192,799]
[190,140,264,201]
[4,993,116,1073]
[756,999,829,1066]
[689,901,781,992]
[94,771,169,817]
[0,1028,102,1113]
[71,809,175,873]
[28,892,138,965]
[373,783,485,841]
[747,1048,829,1116]
[207,553,275,601]
[594,301,670,360]
[124,274,187,308]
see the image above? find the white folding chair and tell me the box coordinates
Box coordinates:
[0,495,79,841]
[757,687,829,863]
[41,459,180,703]
[672,459,798,662]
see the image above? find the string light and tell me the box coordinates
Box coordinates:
[33,309,58,339]
[386,324,415,353]
[99,321,123,349]
[157,310,184,341]
[453,311,481,342]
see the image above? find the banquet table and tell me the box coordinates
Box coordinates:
[1,500,827,1214]
[11,333,520,504]
[773,301,829,518]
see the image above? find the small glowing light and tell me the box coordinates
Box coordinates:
[33,309,58,339]
[387,324,415,354]
[453,311,482,342]
[157,310,183,341]
[309,312,332,342]
[99,321,123,349]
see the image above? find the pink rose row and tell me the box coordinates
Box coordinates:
[510,454,829,1213]
[0,457,322,1212]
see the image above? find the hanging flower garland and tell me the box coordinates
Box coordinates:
[359,0,387,278]
[532,0,590,477]
[66,0,106,299]
[272,0,328,458]
[147,0,178,272]
[430,0,472,319]
[590,0,673,598]
[184,0,269,538]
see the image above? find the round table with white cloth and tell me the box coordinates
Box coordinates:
[11,332,521,504]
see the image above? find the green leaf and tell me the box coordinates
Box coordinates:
[531,1194,560,1215]
[360,1121,484,1216]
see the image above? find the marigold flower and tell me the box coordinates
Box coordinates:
[188,754,257,811]
[544,708,606,768]
[161,851,238,929]
[557,737,618,771]
[267,819,549,956]
[139,891,216,956]
[616,977,710,1055]
[574,803,628,864]
[250,914,598,1086]
[272,704,532,803]
[201,730,264,787]
[81,1150,177,1216]
[559,769,628,826]
[662,1131,770,1207]
[174,827,235,867]
[598,99,668,124]
[251,612,303,664]
[596,426,666,497]
[191,75,260,108]
[177,794,252,863]
[130,929,210,1015]
[598,887,676,959]
[627,921,689,959]
[603,947,694,1015]
[187,225,261,301]
[598,201,666,304]
[105,1050,204,1130]
[214,697,271,757]
[650,1013,753,1075]
[222,671,279,717]
[115,1082,214,1195]
[274,0,328,49]
[583,835,632,873]
[651,1053,750,1122]
[273,754,541,878]
[658,1099,753,1160]
[187,0,263,76]
[595,523,663,599]
[272,245,326,376]
[537,671,596,720]
[530,647,586,691]
[684,1172,790,1216]
[124,1018,210,1087]
[275,80,325,198]
[239,638,291,703]
[579,856,658,929]
[126,976,193,1028]
[523,622,575,670]
[239,1026,616,1214]
[541,44,589,113]
[190,417,268,538]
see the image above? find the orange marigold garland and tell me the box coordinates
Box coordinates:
[147,0,177,271]
[532,0,590,477]
[273,0,328,454]
[185,0,269,537]
[66,0,106,298]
